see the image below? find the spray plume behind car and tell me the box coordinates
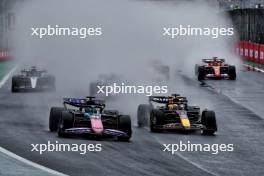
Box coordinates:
[10,0,238,117]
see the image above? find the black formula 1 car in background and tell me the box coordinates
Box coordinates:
[137,94,217,135]
[49,97,132,141]
[11,66,55,92]
[195,57,236,81]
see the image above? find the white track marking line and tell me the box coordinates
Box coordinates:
[0,65,68,176]
[0,146,68,176]
[153,136,219,176]
[243,64,264,73]
[0,65,18,88]
[143,127,218,176]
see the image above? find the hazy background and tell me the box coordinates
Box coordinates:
[10,0,240,116]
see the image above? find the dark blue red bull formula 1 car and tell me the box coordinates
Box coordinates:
[195,57,236,81]
[49,97,132,141]
[137,94,217,135]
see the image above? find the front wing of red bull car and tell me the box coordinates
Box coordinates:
[49,97,132,141]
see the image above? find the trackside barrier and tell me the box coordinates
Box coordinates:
[0,49,10,62]
[237,41,264,73]
[260,45,264,64]
[249,42,254,62]
[243,63,264,73]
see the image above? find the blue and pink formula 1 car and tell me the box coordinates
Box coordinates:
[49,97,132,141]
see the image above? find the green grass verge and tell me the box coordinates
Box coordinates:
[244,60,264,69]
[0,61,15,81]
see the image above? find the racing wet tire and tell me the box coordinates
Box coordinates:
[49,107,64,132]
[58,111,74,137]
[150,110,163,133]
[201,110,217,135]
[117,115,132,142]
[198,66,205,81]
[195,64,199,75]
[11,77,19,93]
[137,104,151,127]
[228,66,236,80]
[11,83,17,92]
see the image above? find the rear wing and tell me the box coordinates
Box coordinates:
[149,96,169,104]
[63,97,105,108]
[149,95,188,104]
[202,58,225,63]
[21,68,47,74]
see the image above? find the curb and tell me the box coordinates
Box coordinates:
[0,65,18,88]
[0,146,67,176]
[0,65,68,176]
[242,64,264,73]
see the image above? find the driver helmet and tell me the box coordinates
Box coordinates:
[168,104,178,110]
[168,99,178,110]
[84,107,93,114]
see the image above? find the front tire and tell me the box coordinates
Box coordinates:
[198,66,205,81]
[201,110,217,135]
[117,115,132,142]
[49,107,64,132]
[228,66,236,80]
[150,110,163,133]
[57,111,74,138]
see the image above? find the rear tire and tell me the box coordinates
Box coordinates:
[58,111,74,138]
[195,64,199,75]
[11,84,17,92]
[49,107,64,132]
[11,77,18,93]
[117,115,132,142]
[201,110,217,135]
[137,104,151,127]
[228,66,236,80]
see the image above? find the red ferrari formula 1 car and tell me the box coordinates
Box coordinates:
[195,57,236,81]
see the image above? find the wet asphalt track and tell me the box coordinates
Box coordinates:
[0,68,264,176]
